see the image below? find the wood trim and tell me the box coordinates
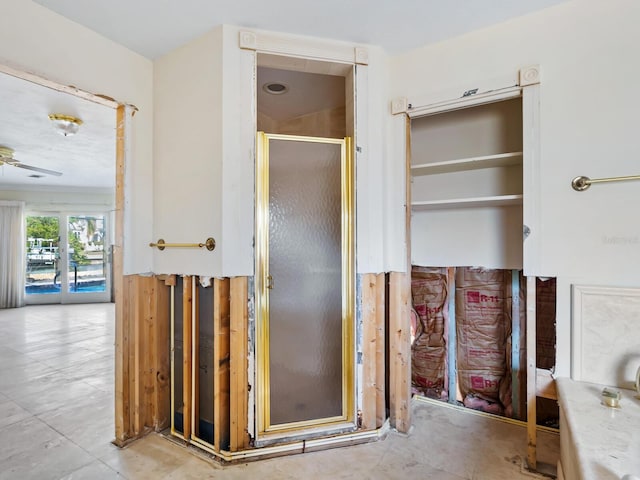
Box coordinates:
[361,274,378,430]
[182,276,193,441]
[389,272,411,433]
[213,278,231,452]
[0,62,120,109]
[526,276,537,470]
[375,273,386,428]
[114,105,127,445]
[388,114,412,433]
[230,276,249,451]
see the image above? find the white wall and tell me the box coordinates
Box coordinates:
[0,0,154,274]
[390,0,640,377]
[153,28,224,275]
[154,25,393,276]
[0,188,114,212]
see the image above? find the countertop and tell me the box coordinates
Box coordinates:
[557,377,640,480]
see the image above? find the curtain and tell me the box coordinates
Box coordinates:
[0,201,25,308]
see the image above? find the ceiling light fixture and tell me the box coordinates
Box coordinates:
[48,114,83,136]
[263,82,289,95]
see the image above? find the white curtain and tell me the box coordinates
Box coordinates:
[0,201,25,308]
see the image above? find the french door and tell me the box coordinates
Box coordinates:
[25,213,111,304]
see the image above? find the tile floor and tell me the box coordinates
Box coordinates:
[0,303,559,479]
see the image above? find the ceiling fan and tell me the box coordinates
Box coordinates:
[0,146,63,177]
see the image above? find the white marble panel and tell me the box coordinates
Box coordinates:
[572,285,640,388]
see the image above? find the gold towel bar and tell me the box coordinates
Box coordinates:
[149,237,216,251]
[572,174,640,191]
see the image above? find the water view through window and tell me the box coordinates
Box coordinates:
[25,214,107,295]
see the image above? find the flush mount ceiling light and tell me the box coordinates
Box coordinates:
[48,114,83,136]
[262,82,289,95]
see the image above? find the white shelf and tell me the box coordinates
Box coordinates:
[411,194,523,211]
[411,152,523,176]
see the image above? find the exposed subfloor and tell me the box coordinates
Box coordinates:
[0,303,559,479]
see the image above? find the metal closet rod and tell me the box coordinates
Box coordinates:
[149,237,216,251]
[572,174,640,191]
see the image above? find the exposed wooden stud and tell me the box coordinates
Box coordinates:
[158,274,177,287]
[153,276,171,431]
[447,267,457,404]
[114,105,127,445]
[361,273,378,430]
[389,272,411,433]
[230,276,249,451]
[375,272,386,428]
[214,278,231,452]
[511,270,522,420]
[183,276,193,442]
[526,276,537,470]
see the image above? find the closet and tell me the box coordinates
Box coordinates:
[404,68,557,470]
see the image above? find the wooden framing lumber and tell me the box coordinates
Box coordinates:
[182,276,193,442]
[526,276,537,470]
[153,277,171,431]
[114,105,127,445]
[229,277,249,451]
[361,273,378,430]
[213,278,231,452]
[375,273,386,428]
[389,272,411,433]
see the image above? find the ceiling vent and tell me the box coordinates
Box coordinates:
[262,82,289,95]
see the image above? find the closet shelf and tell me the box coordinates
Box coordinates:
[411,151,523,176]
[411,194,523,211]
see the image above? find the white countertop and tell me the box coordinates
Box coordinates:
[557,378,640,480]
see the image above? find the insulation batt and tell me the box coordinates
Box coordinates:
[455,268,510,404]
[410,267,448,397]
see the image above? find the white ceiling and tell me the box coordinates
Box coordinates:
[33,0,569,60]
[0,72,116,191]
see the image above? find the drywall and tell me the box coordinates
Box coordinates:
[0,0,154,274]
[153,28,224,275]
[390,0,640,376]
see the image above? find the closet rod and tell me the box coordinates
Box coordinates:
[571,174,640,191]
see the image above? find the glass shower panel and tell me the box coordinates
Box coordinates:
[268,139,343,425]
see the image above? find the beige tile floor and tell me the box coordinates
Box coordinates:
[0,304,559,479]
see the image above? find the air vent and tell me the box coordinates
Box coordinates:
[263,82,289,95]
[28,174,43,178]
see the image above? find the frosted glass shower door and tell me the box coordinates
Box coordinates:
[256,133,354,434]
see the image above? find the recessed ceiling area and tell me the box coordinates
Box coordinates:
[258,67,345,122]
[33,0,570,59]
[0,72,115,191]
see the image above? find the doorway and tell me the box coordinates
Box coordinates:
[255,133,354,435]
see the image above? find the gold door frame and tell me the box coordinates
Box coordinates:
[255,132,355,435]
